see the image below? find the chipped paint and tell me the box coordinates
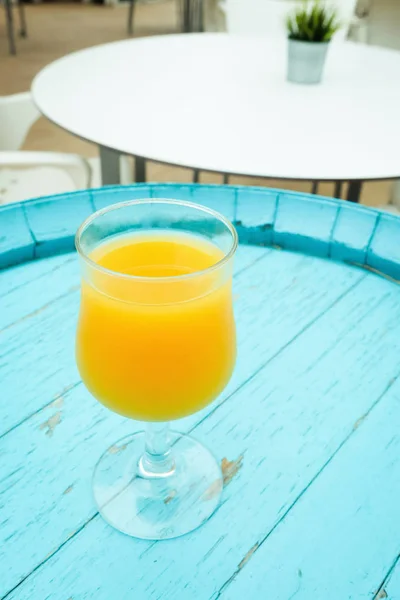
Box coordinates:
[164,490,177,505]
[238,542,259,571]
[202,479,222,501]
[221,455,243,486]
[108,443,127,454]
[51,382,78,409]
[351,262,400,285]
[353,414,367,430]
[52,396,64,410]
[39,412,61,437]
[1,285,80,333]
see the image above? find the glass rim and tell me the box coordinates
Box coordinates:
[75,198,239,282]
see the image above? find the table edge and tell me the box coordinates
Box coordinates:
[1,183,399,284]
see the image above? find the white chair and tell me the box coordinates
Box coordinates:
[221,0,360,41]
[0,92,91,205]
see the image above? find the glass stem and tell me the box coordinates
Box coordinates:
[139,422,175,478]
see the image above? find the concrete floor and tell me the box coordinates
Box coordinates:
[0,0,398,204]
[368,0,400,50]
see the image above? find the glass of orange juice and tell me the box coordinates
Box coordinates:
[75,199,238,540]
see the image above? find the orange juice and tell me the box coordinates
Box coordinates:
[76,231,236,421]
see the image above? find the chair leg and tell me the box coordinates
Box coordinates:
[4,0,16,55]
[347,180,362,203]
[18,0,27,37]
[127,0,136,35]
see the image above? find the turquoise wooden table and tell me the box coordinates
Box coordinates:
[1,184,400,600]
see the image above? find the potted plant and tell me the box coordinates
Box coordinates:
[286,1,340,84]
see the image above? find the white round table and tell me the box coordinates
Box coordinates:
[32,33,400,201]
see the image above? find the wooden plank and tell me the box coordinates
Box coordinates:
[150,184,194,201]
[330,203,378,264]
[0,253,73,297]
[0,253,77,331]
[3,269,398,599]
[97,273,400,600]
[232,244,269,274]
[1,185,395,280]
[91,184,152,210]
[0,204,35,269]
[93,184,236,218]
[0,248,360,440]
[191,185,236,222]
[0,245,265,333]
[381,556,400,599]
[1,261,385,598]
[235,187,278,247]
[236,187,278,230]
[23,192,93,259]
[0,245,266,439]
[0,289,81,437]
[367,213,400,280]
[273,193,338,257]
[218,377,400,600]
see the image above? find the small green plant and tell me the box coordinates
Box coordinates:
[286,1,340,42]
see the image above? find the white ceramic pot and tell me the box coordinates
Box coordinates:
[287,39,330,84]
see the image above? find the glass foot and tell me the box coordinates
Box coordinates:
[93,431,223,540]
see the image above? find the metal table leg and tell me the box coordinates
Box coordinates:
[334,181,343,199]
[99,146,121,185]
[347,180,362,203]
[4,0,16,55]
[134,156,146,183]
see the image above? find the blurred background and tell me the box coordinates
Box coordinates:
[0,0,399,206]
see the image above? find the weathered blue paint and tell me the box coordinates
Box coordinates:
[220,375,400,600]
[235,187,278,246]
[24,191,94,258]
[383,557,400,599]
[0,245,268,437]
[150,184,193,201]
[191,185,236,222]
[0,253,77,330]
[1,184,399,600]
[92,184,152,210]
[1,184,400,285]
[367,213,400,280]
[273,192,338,257]
[330,203,378,264]
[0,204,34,269]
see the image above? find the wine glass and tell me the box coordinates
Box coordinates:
[75,199,238,540]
